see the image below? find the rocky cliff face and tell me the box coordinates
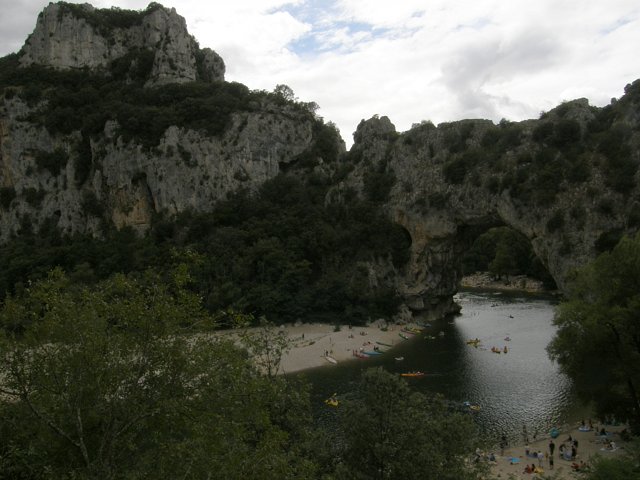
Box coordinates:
[19,2,224,85]
[0,96,321,239]
[0,3,341,242]
[334,85,640,316]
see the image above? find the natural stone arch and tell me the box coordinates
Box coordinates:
[342,101,640,318]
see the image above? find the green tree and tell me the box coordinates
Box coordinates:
[335,368,482,480]
[238,316,292,377]
[489,241,518,280]
[0,270,318,479]
[548,233,640,432]
[583,440,640,479]
[273,84,296,102]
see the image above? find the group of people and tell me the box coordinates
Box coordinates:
[557,435,579,461]
[520,431,582,474]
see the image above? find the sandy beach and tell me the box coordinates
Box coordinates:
[274,321,418,374]
[487,423,629,479]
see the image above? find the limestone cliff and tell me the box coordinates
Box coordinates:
[19,2,224,85]
[332,84,640,316]
[0,3,343,242]
[0,96,326,239]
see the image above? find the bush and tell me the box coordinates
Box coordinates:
[35,148,68,176]
[22,187,46,207]
[532,121,554,143]
[0,186,16,209]
[74,135,93,186]
[553,119,581,147]
[363,168,396,202]
[82,191,105,217]
[546,210,565,233]
[428,192,448,209]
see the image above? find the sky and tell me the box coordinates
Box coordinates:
[1,0,639,147]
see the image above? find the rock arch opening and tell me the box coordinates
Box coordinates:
[459,225,556,291]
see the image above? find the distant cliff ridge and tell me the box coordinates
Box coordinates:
[1,2,639,320]
[19,2,224,85]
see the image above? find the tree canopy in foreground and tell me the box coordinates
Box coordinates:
[0,269,485,479]
[0,269,317,479]
[548,233,640,432]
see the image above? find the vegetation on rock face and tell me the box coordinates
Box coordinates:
[0,52,334,153]
[548,233,640,432]
[434,82,640,209]
[56,2,165,34]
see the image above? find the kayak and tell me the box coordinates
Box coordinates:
[363,351,382,355]
[463,401,481,411]
[376,341,393,347]
[325,395,338,407]
[325,355,337,364]
[400,372,425,377]
[399,333,410,340]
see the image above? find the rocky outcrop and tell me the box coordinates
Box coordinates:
[334,85,640,315]
[19,2,224,85]
[0,96,320,239]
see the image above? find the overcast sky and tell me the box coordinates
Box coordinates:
[1,0,639,146]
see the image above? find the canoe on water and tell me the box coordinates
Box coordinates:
[400,372,425,377]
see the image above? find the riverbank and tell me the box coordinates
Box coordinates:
[487,423,629,479]
[461,272,549,293]
[275,321,419,374]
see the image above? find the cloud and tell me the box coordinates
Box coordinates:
[1,0,639,147]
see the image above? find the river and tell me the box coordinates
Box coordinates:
[295,289,590,445]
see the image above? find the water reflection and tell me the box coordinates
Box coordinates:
[297,290,589,445]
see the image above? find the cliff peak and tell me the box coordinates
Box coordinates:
[19,1,224,86]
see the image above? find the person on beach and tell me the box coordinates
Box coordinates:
[549,455,554,470]
[537,451,543,467]
[500,435,507,455]
[549,439,555,456]
[522,424,529,443]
